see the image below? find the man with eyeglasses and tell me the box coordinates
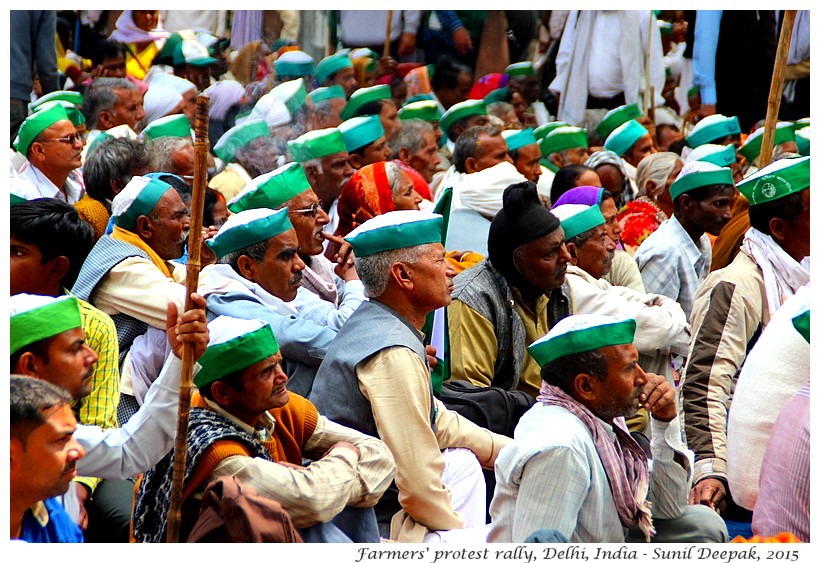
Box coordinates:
[12,104,86,204]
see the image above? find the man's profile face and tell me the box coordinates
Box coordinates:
[330,67,358,98]
[685,185,735,237]
[472,134,512,173]
[574,225,616,279]
[599,198,623,242]
[513,143,542,183]
[361,136,392,167]
[288,189,329,257]
[624,134,657,168]
[35,120,84,172]
[513,227,572,291]
[148,189,191,260]
[225,353,290,419]
[108,88,145,130]
[36,328,99,400]
[379,100,401,139]
[406,243,457,313]
[11,404,85,500]
[407,131,440,183]
[593,344,647,422]
[316,152,355,201]
[250,229,305,302]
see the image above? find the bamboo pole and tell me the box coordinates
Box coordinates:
[166,93,210,543]
[384,11,394,58]
[643,11,654,115]
[758,10,797,169]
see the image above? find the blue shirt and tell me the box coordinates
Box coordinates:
[19,498,84,543]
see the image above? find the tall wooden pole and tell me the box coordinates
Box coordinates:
[643,11,654,116]
[384,11,394,58]
[758,10,797,168]
[166,93,210,543]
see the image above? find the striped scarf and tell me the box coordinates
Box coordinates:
[537,381,655,541]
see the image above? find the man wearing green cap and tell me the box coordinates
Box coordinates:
[506,62,540,106]
[310,210,511,542]
[488,313,727,543]
[172,38,217,92]
[339,115,393,171]
[681,156,810,516]
[738,121,799,176]
[288,127,356,238]
[132,315,396,543]
[501,128,542,184]
[725,285,809,518]
[388,119,441,184]
[199,206,339,398]
[72,175,195,424]
[310,85,347,128]
[13,103,86,204]
[316,54,359,98]
[634,161,736,318]
[539,125,590,172]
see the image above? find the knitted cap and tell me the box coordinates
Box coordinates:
[528,314,636,367]
[206,207,293,259]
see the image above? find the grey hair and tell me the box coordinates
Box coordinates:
[387,119,434,156]
[83,137,152,201]
[81,77,139,129]
[487,101,515,119]
[383,161,407,198]
[234,136,288,178]
[147,136,194,172]
[453,125,502,173]
[354,243,436,298]
[217,238,271,275]
[300,157,323,176]
[635,152,683,197]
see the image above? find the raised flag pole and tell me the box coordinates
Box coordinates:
[166,93,210,543]
[384,11,394,58]
[759,10,797,168]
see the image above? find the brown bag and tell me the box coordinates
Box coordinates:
[186,476,303,543]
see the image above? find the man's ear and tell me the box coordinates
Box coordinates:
[303,163,319,186]
[134,215,154,240]
[768,217,788,243]
[209,381,233,408]
[97,110,114,130]
[565,242,579,265]
[548,153,563,168]
[110,177,126,197]
[389,261,414,291]
[464,156,479,174]
[398,147,411,164]
[347,153,363,170]
[236,254,256,282]
[10,438,24,475]
[45,256,70,285]
[15,352,41,377]
[572,372,599,404]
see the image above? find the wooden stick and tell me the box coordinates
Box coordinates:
[759,11,797,169]
[643,11,654,114]
[384,10,394,58]
[166,93,210,543]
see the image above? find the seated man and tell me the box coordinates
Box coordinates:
[310,211,511,543]
[501,128,542,184]
[133,315,396,543]
[227,161,365,327]
[489,314,728,543]
[338,114,392,170]
[604,119,657,187]
[199,204,338,397]
[11,376,85,543]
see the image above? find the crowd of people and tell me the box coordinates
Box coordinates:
[9,9,810,546]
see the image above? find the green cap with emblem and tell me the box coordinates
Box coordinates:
[10,294,83,355]
[534,121,569,142]
[12,103,70,155]
[338,115,385,152]
[738,122,797,163]
[340,84,392,121]
[288,128,347,162]
[596,103,642,140]
[206,207,293,259]
[227,162,312,213]
[345,210,444,257]
[550,203,606,240]
[795,126,810,156]
[194,316,280,388]
[686,114,741,148]
[669,161,734,201]
[528,314,637,367]
[32,100,86,126]
[736,155,809,206]
[686,143,737,168]
[214,119,270,164]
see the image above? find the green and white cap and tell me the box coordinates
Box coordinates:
[338,115,385,152]
[32,100,86,126]
[173,38,218,67]
[344,210,444,257]
[550,203,605,240]
[793,117,809,131]
[736,155,810,206]
[206,207,293,259]
[348,47,379,60]
[12,103,70,155]
[398,100,442,122]
[502,128,538,152]
[248,91,292,128]
[111,175,174,230]
[340,84,392,120]
[738,122,797,163]
[227,162,312,213]
[528,313,637,367]
[484,87,510,105]
[270,78,308,115]
[149,72,197,96]
[604,119,648,157]
[791,303,810,344]
[214,119,270,163]
[505,61,535,77]
[540,126,589,156]
[29,90,83,112]
[669,161,734,201]
[316,54,354,85]
[534,121,569,142]
[86,124,138,156]
[686,143,737,168]
[194,316,280,388]
[686,114,741,148]
[795,126,810,156]
[10,294,83,355]
[596,103,642,140]
[141,114,192,140]
[309,85,346,104]
[439,99,487,141]
[287,128,347,162]
[274,50,315,78]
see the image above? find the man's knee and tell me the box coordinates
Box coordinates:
[653,505,729,543]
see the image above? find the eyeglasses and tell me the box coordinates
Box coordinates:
[290,201,323,218]
[39,133,86,146]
